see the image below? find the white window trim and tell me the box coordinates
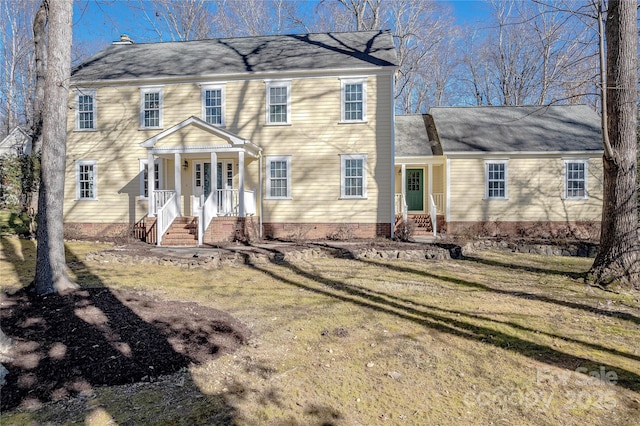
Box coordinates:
[139,158,163,199]
[265,80,291,125]
[201,83,226,127]
[484,159,509,200]
[340,77,367,123]
[140,86,163,129]
[74,88,97,131]
[563,159,589,200]
[75,159,97,201]
[340,154,367,199]
[265,155,292,199]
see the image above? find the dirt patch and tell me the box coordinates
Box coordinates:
[0,287,249,411]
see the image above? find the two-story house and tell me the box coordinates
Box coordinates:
[64,31,398,245]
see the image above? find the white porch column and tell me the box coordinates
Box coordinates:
[210,151,217,213]
[400,164,406,220]
[428,164,433,207]
[174,153,181,215]
[147,151,155,216]
[238,151,245,217]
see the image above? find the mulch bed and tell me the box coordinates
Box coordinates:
[0,287,250,411]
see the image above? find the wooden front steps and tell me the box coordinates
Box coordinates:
[162,216,198,246]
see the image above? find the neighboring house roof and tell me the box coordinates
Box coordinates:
[72,30,398,82]
[395,115,442,157]
[0,127,32,155]
[429,105,603,154]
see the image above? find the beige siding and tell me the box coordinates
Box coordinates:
[447,156,603,223]
[65,73,393,226]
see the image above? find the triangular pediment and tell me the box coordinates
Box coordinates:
[140,116,249,149]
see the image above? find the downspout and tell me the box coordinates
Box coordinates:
[259,150,263,240]
[390,69,396,240]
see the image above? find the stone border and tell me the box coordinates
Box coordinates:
[83,239,597,271]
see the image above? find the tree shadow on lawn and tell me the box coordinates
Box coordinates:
[310,242,640,325]
[243,251,640,393]
[0,239,249,416]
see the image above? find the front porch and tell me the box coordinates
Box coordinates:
[394,161,446,237]
[140,116,262,246]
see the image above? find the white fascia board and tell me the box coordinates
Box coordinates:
[395,155,446,165]
[71,66,397,87]
[445,150,604,158]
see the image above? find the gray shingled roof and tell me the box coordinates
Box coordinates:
[395,115,439,157]
[430,105,603,153]
[72,31,397,82]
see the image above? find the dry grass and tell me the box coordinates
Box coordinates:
[1,235,639,425]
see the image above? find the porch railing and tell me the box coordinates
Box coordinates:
[155,190,179,246]
[394,193,407,222]
[215,189,256,216]
[154,190,176,215]
[429,194,437,237]
[433,193,445,214]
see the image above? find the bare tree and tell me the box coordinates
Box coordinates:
[0,0,38,136]
[31,0,77,295]
[132,0,214,41]
[587,0,639,289]
[457,0,599,107]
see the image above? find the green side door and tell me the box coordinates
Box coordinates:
[406,169,424,211]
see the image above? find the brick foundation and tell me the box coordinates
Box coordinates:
[446,221,601,240]
[204,217,260,243]
[64,222,132,240]
[70,218,393,244]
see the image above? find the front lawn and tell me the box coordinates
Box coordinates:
[1,236,638,425]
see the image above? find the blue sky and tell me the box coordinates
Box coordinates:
[72,0,489,47]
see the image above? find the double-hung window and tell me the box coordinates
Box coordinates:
[340,154,367,198]
[202,84,225,126]
[140,87,163,128]
[485,160,508,199]
[266,156,291,199]
[340,78,367,122]
[75,89,96,130]
[564,160,588,199]
[76,160,97,200]
[265,81,290,125]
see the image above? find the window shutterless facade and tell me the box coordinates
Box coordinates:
[266,155,291,199]
[76,160,97,200]
[340,154,367,198]
[484,160,508,199]
[340,78,367,122]
[564,160,588,199]
[140,87,163,128]
[265,81,291,125]
[201,84,225,126]
[75,89,96,130]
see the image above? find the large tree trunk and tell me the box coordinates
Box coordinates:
[588,0,640,290]
[32,0,77,295]
[24,0,48,236]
